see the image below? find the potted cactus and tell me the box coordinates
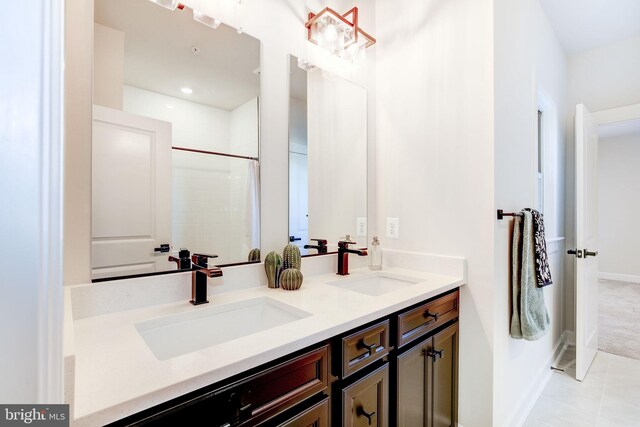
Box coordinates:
[280,268,304,291]
[264,251,282,288]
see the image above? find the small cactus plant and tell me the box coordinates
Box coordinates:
[280,268,303,291]
[282,244,302,270]
[264,251,282,288]
[248,248,261,262]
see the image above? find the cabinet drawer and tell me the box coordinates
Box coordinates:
[342,363,389,427]
[277,397,329,427]
[234,345,329,426]
[396,290,458,348]
[341,320,390,378]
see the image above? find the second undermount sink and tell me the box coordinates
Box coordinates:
[326,272,423,296]
[135,297,311,360]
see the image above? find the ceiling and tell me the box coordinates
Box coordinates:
[95,0,260,111]
[598,118,640,139]
[539,0,640,55]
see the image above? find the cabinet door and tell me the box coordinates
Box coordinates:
[278,397,329,427]
[432,322,458,427]
[396,335,431,427]
[342,364,389,427]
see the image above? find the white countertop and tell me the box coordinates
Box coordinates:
[67,266,463,426]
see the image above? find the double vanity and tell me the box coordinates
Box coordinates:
[64,253,464,426]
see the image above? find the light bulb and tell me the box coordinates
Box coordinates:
[323,23,338,43]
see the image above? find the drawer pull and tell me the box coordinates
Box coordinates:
[426,349,444,361]
[357,406,376,425]
[358,339,377,356]
[423,310,439,322]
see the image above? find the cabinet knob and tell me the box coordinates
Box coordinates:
[358,339,377,356]
[423,310,439,323]
[427,349,444,361]
[357,406,376,425]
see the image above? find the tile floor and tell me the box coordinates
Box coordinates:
[599,279,640,360]
[524,346,640,426]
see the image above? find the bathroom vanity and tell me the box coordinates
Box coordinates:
[64,256,463,426]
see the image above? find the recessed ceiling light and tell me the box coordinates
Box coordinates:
[180,87,193,94]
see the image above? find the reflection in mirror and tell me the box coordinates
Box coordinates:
[92,0,260,280]
[288,56,367,256]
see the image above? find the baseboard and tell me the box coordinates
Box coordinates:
[598,272,640,284]
[565,330,575,346]
[506,332,569,427]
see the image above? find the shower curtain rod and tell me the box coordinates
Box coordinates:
[172,146,258,161]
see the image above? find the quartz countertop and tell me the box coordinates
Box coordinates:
[66,266,463,426]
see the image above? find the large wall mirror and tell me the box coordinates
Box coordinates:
[92,0,260,280]
[288,56,368,256]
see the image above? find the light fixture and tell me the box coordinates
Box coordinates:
[193,10,221,29]
[305,7,375,61]
[148,0,181,11]
[180,87,193,94]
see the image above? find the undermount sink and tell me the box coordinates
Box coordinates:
[326,272,423,296]
[135,297,311,360]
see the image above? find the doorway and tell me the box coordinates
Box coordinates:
[596,116,640,360]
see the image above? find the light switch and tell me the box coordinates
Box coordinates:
[386,217,399,239]
[356,217,367,237]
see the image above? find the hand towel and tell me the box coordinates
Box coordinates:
[510,211,550,341]
[524,208,553,287]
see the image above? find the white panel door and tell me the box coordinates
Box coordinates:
[574,104,599,381]
[289,152,309,250]
[92,105,172,278]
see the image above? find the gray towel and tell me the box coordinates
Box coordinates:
[510,211,550,341]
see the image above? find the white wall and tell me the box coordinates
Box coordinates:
[375,0,495,424]
[93,23,124,109]
[564,36,640,331]
[598,132,640,280]
[493,0,567,425]
[289,97,307,155]
[1,0,64,403]
[64,0,93,285]
[307,71,367,243]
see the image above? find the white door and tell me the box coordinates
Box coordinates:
[92,105,172,279]
[574,104,600,381]
[289,152,309,251]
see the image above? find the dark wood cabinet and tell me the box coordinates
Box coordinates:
[339,319,390,378]
[395,321,458,427]
[341,364,389,427]
[396,291,459,349]
[278,397,329,427]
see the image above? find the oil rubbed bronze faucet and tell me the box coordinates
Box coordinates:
[337,236,367,276]
[304,238,328,254]
[168,248,193,270]
[190,253,223,305]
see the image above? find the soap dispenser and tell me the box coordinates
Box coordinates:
[369,236,382,270]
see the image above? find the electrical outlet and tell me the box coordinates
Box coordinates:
[386,217,399,239]
[356,217,367,237]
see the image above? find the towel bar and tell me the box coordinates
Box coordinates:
[497,209,524,220]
